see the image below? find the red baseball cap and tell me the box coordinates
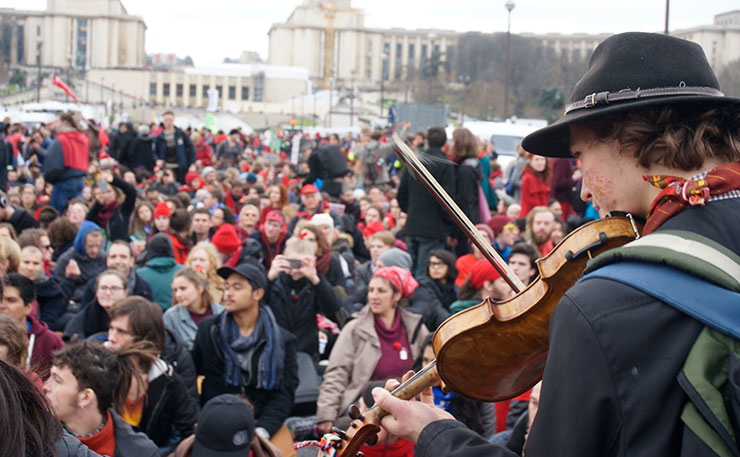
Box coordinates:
[301,184,319,195]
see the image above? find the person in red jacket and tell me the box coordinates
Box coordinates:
[518,153,550,218]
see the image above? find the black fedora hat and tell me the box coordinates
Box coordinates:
[522,32,740,158]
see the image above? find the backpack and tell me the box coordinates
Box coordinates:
[361,141,382,185]
[580,230,740,457]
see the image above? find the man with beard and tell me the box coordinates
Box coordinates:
[524,206,555,256]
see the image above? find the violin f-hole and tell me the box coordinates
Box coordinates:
[565,232,609,262]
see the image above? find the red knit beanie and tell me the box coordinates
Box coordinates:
[153,202,171,219]
[211,224,241,254]
[468,259,501,290]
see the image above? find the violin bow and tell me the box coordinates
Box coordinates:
[392,135,525,293]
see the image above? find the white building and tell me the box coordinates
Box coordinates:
[87,63,310,108]
[1,0,146,72]
[672,10,740,72]
[268,0,458,88]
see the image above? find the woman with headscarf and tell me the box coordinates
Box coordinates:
[316,266,429,435]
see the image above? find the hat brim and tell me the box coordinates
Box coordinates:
[522,95,740,158]
[192,438,247,457]
[217,266,241,280]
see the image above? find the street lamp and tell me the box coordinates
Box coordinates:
[504,0,515,120]
[36,37,44,102]
[380,52,388,118]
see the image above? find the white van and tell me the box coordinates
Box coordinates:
[454,120,545,173]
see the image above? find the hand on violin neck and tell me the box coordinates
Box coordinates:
[372,373,453,444]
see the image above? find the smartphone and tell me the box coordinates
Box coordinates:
[286,259,302,269]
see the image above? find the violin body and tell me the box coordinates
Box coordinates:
[433,216,639,402]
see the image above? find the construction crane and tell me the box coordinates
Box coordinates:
[317,0,356,89]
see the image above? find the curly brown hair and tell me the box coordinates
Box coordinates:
[576,104,740,171]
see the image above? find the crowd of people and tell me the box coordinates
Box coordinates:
[0,105,583,456]
[5,31,738,457]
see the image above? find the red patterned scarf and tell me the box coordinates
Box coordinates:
[642,161,740,235]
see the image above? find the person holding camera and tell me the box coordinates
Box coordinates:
[266,237,343,361]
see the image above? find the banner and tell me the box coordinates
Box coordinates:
[52,75,79,102]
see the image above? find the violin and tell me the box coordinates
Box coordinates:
[327,137,641,456]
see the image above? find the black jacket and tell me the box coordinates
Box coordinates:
[397,146,455,241]
[453,158,483,226]
[137,361,197,448]
[35,275,66,329]
[414,199,740,457]
[86,176,137,242]
[162,327,198,406]
[267,274,342,359]
[416,276,458,312]
[192,311,298,437]
[306,145,349,182]
[7,207,39,234]
[53,246,106,304]
[63,298,109,340]
[122,135,156,173]
[110,129,136,160]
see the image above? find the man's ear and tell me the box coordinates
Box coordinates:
[78,387,96,410]
[252,288,265,302]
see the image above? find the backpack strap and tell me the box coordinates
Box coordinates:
[580,262,740,339]
[584,229,740,293]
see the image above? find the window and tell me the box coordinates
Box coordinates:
[189,84,196,97]
[229,86,236,100]
[17,25,24,65]
[176,83,183,97]
[163,83,170,96]
[75,19,87,72]
[149,82,156,96]
[395,43,402,78]
[241,86,249,100]
[203,84,209,95]
[216,85,223,98]
[421,44,428,68]
[408,44,415,65]
[367,41,372,52]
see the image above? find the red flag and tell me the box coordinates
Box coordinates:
[52,75,79,102]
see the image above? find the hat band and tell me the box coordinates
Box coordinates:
[564,85,724,115]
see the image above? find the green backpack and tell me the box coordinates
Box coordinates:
[580,230,740,457]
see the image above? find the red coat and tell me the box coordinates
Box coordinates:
[27,314,64,379]
[196,139,212,166]
[519,170,550,218]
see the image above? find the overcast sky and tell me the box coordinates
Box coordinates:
[3,0,738,65]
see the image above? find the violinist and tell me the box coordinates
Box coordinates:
[373,32,740,457]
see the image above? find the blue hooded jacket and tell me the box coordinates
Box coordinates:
[73,221,103,256]
[53,220,107,303]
